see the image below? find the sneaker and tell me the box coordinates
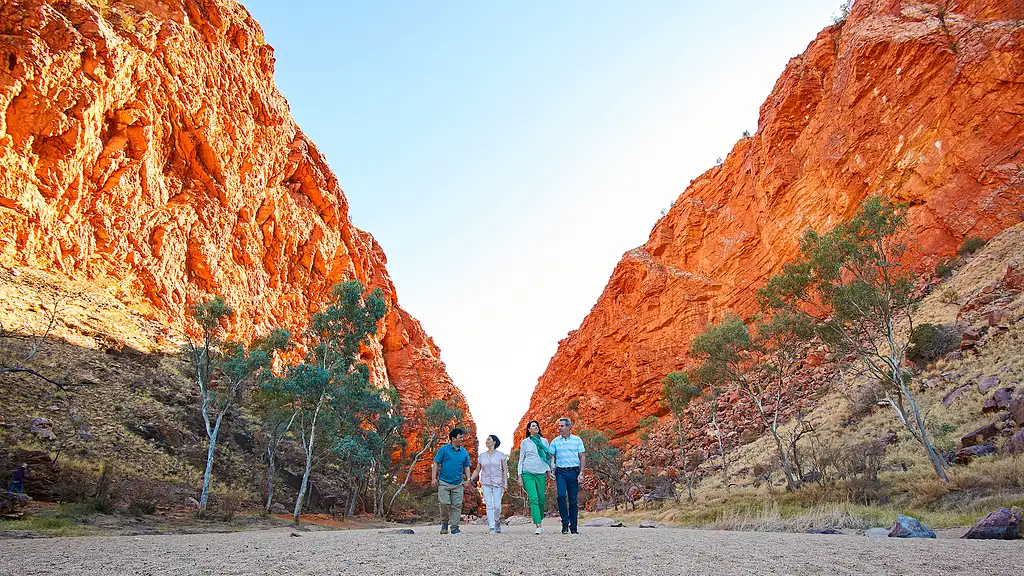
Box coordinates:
[488,528,496,534]
[495,522,503,534]
[451,528,462,535]
[440,525,449,534]
[570,528,579,534]
[534,527,543,535]
[561,526,569,535]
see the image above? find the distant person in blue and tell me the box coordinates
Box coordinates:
[8,463,26,493]
[551,417,586,534]
[431,427,472,535]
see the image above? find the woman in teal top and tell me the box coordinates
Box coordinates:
[517,420,552,534]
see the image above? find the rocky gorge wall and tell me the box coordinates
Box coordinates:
[517,0,1024,445]
[0,0,475,469]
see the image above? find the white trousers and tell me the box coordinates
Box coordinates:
[482,485,504,530]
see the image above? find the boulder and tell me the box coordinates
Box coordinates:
[638,519,663,528]
[960,423,999,447]
[808,528,841,535]
[270,503,289,515]
[1010,394,1024,427]
[962,507,1021,540]
[503,515,531,526]
[984,308,1013,327]
[942,385,972,408]
[953,444,997,465]
[29,417,56,441]
[1,491,30,517]
[582,517,624,527]
[888,514,936,538]
[1002,430,1024,456]
[978,375,1000,393]
[864,527,890,538]
[982,388,1015,414]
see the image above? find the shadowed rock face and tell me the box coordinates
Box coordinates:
[517,0,1024,444]
[0,0,475,469]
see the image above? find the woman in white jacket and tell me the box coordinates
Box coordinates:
[518,420,552,534]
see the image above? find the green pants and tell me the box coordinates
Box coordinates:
[522,471,547,525]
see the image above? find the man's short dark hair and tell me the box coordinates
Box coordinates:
[449,427,466,441]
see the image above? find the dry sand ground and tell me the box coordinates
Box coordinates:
[2,519,1023,576]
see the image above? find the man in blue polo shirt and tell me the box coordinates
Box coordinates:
[431,427,472,534]
[551,417,586,534]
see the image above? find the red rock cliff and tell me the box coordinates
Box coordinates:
[0,0,475,466]
[517,0,1024,444]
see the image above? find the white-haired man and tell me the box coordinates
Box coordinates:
[550,417,586,534]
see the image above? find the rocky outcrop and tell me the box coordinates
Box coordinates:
[518,0,1024,443]
[0,0,475,463]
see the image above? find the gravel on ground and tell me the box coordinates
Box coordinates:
[2,519,1022,576]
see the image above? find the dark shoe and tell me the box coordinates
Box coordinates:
[562,526,569,535]
[570,527,579,534]
[451,528,462,535]
[440,525,449,534]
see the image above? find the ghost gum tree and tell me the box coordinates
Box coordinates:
[282,280,389,523]
[758,196,950,481]
[184,297,289,516]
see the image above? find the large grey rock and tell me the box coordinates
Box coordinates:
[1010,394,1024,426]
[942,385,971,408]
[1,491,30,516]
[953,444,997,464]
[978,375,1000,393]
[1002,429,1024,456]
[29,417,56,441]
[864,527,890,538]
[582,517,624,527]
[270,502,289,515]
[962,507,1021,540]
[888,514,936,538]
[960,423,999,447]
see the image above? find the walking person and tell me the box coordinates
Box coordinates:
[517,420,552,534]
[471,434,507,534]
[551,417,586,534]
[431,427,471,535]
[8,463,26,494]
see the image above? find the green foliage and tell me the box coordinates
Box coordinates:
[757,196,950,481]
[661,370,701,415]
[958,236,986,257]
[833,0,853,23]
[935,259,956,278]
[638,415,659,445]
[272,280,392,518]
[906,323,959,364]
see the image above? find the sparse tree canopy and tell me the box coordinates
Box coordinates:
[758,196,950,481]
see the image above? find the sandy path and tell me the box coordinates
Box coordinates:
[1,520,1021,576]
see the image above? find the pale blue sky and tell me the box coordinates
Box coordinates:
[243,1,844,449]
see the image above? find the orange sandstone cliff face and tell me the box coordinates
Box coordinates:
[517,0,1024,445]
[0,0,475,467]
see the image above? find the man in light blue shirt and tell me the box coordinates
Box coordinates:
[551,417,586,534]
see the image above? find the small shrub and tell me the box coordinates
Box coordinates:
[128,501,157,517]
[846,380,884,419]
[906,323,959,364]
[208,489,245,521]
[935,259,956,278]
[939,287,959,305]
[958,237,986,257]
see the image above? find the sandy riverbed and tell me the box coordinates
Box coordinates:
[1,519,1021,575]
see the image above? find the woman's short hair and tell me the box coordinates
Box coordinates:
[488,434,501,449]
[524,420,542,437]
